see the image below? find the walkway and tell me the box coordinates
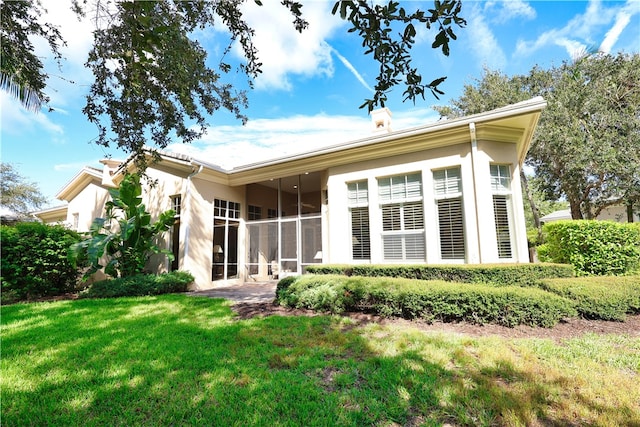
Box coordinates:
[186,281,277,304]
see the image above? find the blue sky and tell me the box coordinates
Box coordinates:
[1,0,639,208]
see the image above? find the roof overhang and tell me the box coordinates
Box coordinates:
[56,167,104,201]
[32,204,68,223]
[225,96,546,185]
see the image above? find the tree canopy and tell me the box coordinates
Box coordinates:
[2,0,466,167]
[0,163,48,217]
[434,53,640,223]
[0,0,64,112]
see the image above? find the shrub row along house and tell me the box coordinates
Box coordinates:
[34,97,546,289]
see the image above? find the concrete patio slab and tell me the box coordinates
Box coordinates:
[186,281,277,304]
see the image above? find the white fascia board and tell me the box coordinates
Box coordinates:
[230,97,547,174]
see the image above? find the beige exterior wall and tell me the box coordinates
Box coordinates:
[326,138,529,265]
[66,182,111,232]
[182,177,245,289]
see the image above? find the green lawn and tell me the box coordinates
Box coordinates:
[2,295,639,426]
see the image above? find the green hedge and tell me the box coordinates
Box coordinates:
[538,220,640,276]
[82,271,194,299]
[276,275,577,328]
[305,263,574,287]
[541,275,640,321]
[1,222,86,304]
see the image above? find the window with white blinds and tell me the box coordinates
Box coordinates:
[490,165,513,259]
[434,167,465,260]
[347,181,371,260]
[493,195,512,258]
[378,173,425,261]
[378,173,422,202]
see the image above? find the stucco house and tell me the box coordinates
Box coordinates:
[35,97,546,289]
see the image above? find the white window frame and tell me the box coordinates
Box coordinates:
[347,181,371,260]
[433,167,465,261]
[490,164,515,260]
[378,173,425,261]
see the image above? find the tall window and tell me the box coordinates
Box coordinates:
[490,164,513,258]
[378,173,425,260]
[347,180,370,260]
[213,199,240,280]
[434,167,465,260]
[171,195,181,216]
[169,195,181,271]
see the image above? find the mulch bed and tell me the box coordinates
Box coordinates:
[232,302,640,341]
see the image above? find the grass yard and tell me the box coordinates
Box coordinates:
[2,295,639,426]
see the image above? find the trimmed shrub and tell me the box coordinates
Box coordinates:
[541,275,640,321]
[538,220,640,276]
[306,263,574,287]
[277,275,577,328]
[82,271,194,299]
[1,222,86,304]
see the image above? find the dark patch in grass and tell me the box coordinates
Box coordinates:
[2,295,639,426]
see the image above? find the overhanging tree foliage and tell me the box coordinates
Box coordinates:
[434,53,640,225]
[0,0,64,112]
[2,0,465,169]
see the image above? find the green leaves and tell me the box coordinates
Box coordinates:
[332,0,466,111]
[72,173,176,279]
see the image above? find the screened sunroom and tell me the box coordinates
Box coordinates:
[245,172,324,280]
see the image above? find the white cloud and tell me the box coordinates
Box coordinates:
[515,0,619,59]
[0,92,64,136]
[166,109,439,169]
[599,0,640,54]
[329,46,374,92]
[555,39,589,61]
[485,0,536,23]
[235,1,345,91]
[465,5,507,69]
[53,160,99,172]
[35,0,95,107]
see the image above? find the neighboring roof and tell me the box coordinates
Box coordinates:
[540,209,572,223]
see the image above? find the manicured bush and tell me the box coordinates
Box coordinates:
[277,275,577,328]
[82,271,194,299]
[541,275,640,321]
[1,222,86,304]
[306,263,574,287]
[538,220,640,276]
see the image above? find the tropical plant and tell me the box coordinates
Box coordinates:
[72,173,176,278]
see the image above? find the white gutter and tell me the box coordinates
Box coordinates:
[469,123,482,263]
[181,164,204,269]
[231,96,547,173]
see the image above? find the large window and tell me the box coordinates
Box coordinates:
[378,173,425,261]
[490,164,513,259]
[212,198,240,280]
[434,167,465,260]
[347,181,370,260]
